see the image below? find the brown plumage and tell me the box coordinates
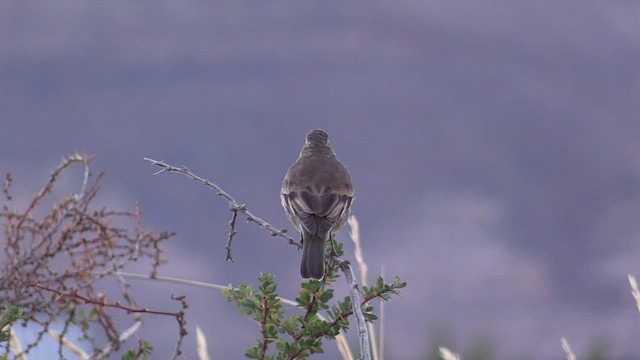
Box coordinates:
[281,129,354,279]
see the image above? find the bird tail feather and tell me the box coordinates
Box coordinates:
[301,232,325,279]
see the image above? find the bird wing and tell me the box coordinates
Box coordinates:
[282,190,352,239]
[281,156,354,239]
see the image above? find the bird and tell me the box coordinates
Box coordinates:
[281,129,354,279]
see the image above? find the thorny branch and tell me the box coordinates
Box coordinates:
[29,283,185,321]
[225,208,239,262]
[1,154,182,358]
[143,157,302,262]
[144,157,373,360]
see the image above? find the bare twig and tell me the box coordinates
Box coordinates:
[9,328,26,360]
[379,265,386,360]
[170,294,189,360]
[349,215,378,360]
[3,155,86,283]
[113,271,300,307]
[143,157,302,261]
[14,154,86,232]
[225,208,239,261]
[21,279,186,359]
[439,347,462,360]
[349,216,368,286]
[29,283,184,321]
[94,321,143,360]
[48,329,90,360]
[336,331,354,360]
[629,274,640,315]
[93,256,144,359]
[338,259,372,360]
[561,337,576,360]
[196,325,211,360]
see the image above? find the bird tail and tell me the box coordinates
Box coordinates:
[301,232,326,279]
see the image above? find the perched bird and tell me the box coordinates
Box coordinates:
[281,129,354,279]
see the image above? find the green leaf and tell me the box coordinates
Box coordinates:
[121,350,136,360]
[245,346,260,359]
[296,292,311,306]
[318,289,334,303]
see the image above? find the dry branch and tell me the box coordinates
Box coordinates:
[1,154,182,358]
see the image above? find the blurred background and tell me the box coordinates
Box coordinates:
[2,1,640,359]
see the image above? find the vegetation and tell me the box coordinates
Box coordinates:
[0,154,405,359]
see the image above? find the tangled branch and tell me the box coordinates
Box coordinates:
[1,154,183,358]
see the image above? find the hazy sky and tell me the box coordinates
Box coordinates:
[2,2,640,359]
